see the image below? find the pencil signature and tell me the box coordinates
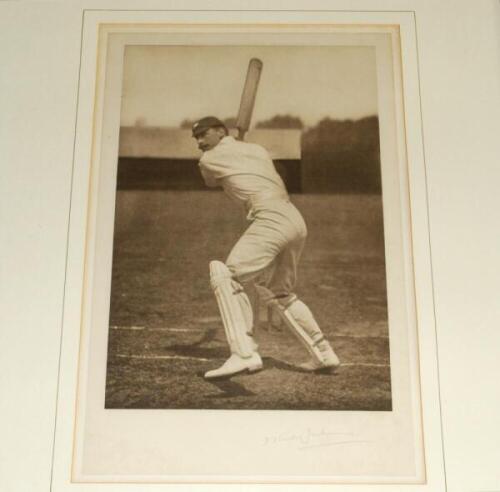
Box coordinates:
[263,428,371,450]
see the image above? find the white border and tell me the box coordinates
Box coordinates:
[52,8,444,491]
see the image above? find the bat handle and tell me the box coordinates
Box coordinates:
[236,128,246,141]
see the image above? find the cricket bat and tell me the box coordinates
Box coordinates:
[236,58,263,141]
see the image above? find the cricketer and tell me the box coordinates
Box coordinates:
[192,116,340,379]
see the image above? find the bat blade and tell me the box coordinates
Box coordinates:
[236,58,263,140]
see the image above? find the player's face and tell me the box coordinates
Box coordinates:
[195,127,225,152]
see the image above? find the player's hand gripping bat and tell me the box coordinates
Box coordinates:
[236,58,263,141]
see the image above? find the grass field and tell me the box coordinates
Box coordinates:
[105,190,391,411]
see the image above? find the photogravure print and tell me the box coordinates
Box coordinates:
[106,44,389,411]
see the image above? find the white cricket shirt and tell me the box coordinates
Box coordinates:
[198,136,287,206]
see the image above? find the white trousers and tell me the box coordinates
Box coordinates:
[226,199,307,300]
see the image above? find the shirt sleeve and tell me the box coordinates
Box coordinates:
[199,147,236,179]
[198,161,218,187]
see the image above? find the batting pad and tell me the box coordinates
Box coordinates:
[270,297,326,363]
[209,261,256,358]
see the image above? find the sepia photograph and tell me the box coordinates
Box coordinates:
[105,44,390,411]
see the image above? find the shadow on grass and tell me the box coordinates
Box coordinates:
[200,376,257,399]
[196,356,340,401]
[263,356,339,375]
[166,327,229,360]
[263,356,305,373]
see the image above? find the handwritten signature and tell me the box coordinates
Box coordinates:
[263,428,370,450]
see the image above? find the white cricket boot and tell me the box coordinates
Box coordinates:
[299,339,340,372]
[204,352,263,380]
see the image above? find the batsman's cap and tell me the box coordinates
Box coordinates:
[192,116,227,137]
